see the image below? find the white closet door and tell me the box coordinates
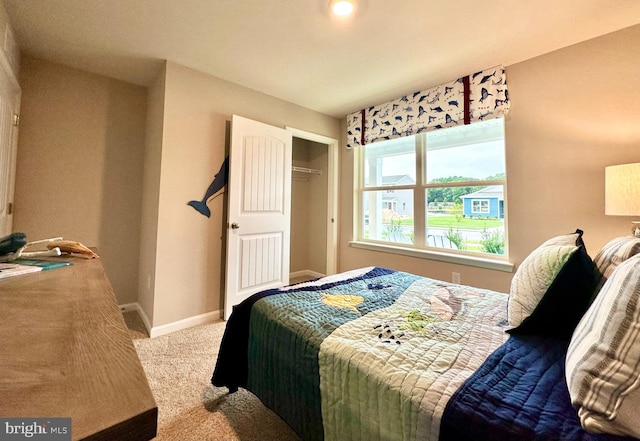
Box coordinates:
[224,115,292,320]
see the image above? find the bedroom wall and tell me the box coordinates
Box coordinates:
[11,24,638,331]
[148,61,340,331]
[137,63,166,326]
[13,56,147,304]
[505,25,640,272]
[338,25,640,293]
[10,53,339,333]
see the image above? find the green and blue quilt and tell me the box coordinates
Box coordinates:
[212,267,509,441]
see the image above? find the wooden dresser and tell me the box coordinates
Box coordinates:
[0,256,157,441]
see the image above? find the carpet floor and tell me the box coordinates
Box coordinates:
[130,317,301,441]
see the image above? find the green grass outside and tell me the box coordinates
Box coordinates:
[372,214,505,254]
[457,238,483,252]
[395,215,503,230]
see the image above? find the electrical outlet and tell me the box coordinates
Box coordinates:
[452,272,461,284]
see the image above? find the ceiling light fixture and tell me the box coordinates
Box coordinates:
[330,0,355,16]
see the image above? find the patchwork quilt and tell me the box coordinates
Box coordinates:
[212,267,509,441]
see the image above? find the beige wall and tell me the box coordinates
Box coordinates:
[11,55,340,331]
[338,25,640,293]
[12,25,639,331]
[13,56,147,304]
[137,63,166,325]
[148,61,340,328]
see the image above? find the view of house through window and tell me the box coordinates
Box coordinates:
[357,118,507,257]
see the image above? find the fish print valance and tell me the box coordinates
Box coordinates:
[346,65,510,149]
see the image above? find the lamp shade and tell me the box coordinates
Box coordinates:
[605,163,640,216]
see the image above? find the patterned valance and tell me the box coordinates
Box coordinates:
[346,65,510,149]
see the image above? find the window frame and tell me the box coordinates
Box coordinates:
[351,119,512,272]
[471,199,490,214]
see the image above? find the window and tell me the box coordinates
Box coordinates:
[472,200,490,214]
[354,118,507,260]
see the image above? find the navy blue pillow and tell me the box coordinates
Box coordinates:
[508,232,597,340]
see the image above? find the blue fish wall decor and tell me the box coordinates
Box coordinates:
[188,156,229,217]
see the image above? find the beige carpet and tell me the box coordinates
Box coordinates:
[130,316,302,441]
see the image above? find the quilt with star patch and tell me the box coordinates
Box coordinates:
[212,266,509,441]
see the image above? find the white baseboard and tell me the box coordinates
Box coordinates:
[148,310,221,338]
[290,269,325,280]
[119,302,220,338]
[119,302,152,334]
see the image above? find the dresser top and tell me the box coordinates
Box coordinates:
[0,256,157,441]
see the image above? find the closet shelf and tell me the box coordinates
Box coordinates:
[292,166,322,176]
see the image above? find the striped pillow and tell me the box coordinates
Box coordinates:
[592,236,640,287]
[566,253,640,438]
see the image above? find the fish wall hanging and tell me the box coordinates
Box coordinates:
[188,156,229,218]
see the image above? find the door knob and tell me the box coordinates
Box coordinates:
[231,222,240,229]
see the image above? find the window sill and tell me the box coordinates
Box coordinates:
[349,240,514,273]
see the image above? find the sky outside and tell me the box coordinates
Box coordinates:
[380,140,505,182]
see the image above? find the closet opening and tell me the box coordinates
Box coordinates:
[288,128,338,284]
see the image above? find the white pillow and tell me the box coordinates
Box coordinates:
[508,243,577,327]
[507,229,594,339]
[566,253,640,438]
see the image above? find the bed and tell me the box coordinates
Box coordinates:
[212,231,640,441]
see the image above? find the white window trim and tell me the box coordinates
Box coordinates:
[349,240,514,272]
[352,119,509,269]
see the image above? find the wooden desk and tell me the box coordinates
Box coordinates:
[0,256,157,441]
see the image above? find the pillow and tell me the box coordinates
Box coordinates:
[507,229,596,339]
[566,253,640,438]
[592,235,640,289]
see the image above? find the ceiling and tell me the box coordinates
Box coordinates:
[3,0,640,118]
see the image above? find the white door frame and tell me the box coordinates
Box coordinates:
[0,50,21,236]
[286,127,338,275]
